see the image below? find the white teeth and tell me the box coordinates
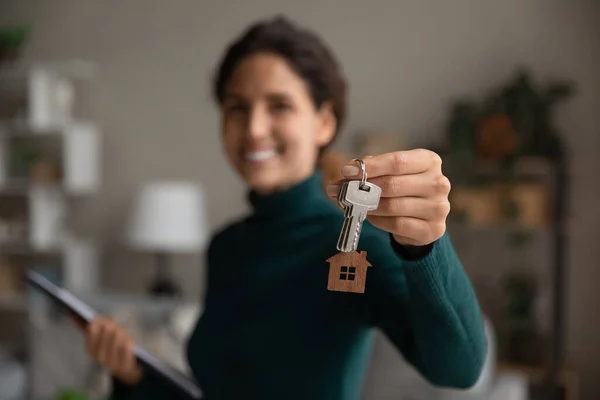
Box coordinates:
[245,150,277,161]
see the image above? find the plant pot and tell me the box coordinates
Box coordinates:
[0,45,20,65]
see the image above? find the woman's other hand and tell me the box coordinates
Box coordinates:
[75,315,143,386]
[327,149,451,247]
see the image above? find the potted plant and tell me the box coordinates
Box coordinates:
[0,24,30,65]
[445,67,574,183]
[443,68,574,227]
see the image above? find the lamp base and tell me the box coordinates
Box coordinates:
[149,252,181,298]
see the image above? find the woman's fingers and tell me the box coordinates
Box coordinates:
[98,319,118,365]
[113,331,136,376]
[114,331,128,368]
[341,149,436,179]
[85,317,103,360]
[83,316,142,385]
[325,188,450,219]
[368,197,451,219]
[122,338,141,378]
[326,173,445,199]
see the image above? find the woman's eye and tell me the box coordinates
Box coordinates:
[225,103,247,114]
[271,103,291,113]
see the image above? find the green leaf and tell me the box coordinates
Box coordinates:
[54,388,90,400]
[0,24,31,46]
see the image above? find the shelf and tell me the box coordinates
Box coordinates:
[0,180,61,195]
[0,181,87,196]
[0,242,62,255]
[0,57,101,399]
[0,120,63,136]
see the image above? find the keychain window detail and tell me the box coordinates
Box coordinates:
[339,266,356,281]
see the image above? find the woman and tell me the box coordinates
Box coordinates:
[81,16,487,400]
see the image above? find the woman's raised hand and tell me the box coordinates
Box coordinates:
[327,149,451,247]
[74,315,143,386]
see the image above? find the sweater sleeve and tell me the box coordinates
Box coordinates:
[362,229,488,389]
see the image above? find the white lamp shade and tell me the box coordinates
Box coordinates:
[126,182,209,252]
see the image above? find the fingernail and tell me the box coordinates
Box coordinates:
[326,185,340,196]
[341,165,359,177]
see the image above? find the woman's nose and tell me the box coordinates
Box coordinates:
[247,107,271,139]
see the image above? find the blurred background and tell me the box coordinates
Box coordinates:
[0,1,598,399]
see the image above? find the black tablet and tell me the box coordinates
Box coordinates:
[26,270,204,400]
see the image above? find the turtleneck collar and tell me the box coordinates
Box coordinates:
[247,170,335,221]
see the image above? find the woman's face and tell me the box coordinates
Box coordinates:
[220,53,336,194]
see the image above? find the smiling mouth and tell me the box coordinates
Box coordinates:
[245,149,278,162]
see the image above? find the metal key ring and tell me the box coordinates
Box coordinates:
[352,158,367,189]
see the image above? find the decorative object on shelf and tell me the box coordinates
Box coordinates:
[450,184,503,225]
[0,217,28,244]
[29,158,62,183]
[509,181,550,228]
[10,146,42,179]
[29,186,67,250]
[451,179,550,228]
[476,113,519,159]
[0,24,30,65]
[126,182,209,297]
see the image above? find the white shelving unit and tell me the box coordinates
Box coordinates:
[0,59,101,399]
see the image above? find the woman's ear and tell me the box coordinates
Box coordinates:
[315,102,337,147]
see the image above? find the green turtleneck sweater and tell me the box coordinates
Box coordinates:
[111,171,487,400]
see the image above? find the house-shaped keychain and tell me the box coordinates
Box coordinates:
[326,251,372,293]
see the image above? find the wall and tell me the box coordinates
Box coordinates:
[1,0,599,397]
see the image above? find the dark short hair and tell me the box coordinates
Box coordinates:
[212,15,347,151]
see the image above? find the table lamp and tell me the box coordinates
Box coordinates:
[125,181,209,297]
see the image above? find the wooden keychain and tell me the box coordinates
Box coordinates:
[326,158,381,293]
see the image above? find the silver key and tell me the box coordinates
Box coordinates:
[336,181,351,247]
[337,180,381,252]
[337,180,348,211]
